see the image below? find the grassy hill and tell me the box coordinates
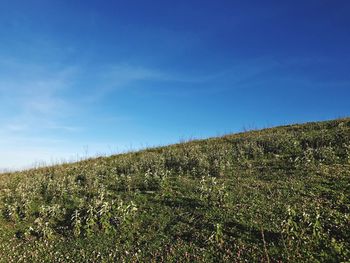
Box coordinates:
[0,118,349,262]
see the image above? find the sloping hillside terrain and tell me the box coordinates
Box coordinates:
[0,118,349,262]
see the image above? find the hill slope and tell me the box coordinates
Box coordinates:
[1,118,350,262]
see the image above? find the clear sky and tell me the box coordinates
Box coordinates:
[1,0,349,170]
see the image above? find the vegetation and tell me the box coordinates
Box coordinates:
[0,118,349,262]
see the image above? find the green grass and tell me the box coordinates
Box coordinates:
[0,118,349,262]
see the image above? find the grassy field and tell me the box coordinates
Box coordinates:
[0,118,349,262]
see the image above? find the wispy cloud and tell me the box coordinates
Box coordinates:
[0,56,86,169]
[81,60,279,101]
[0,57,80,132]
[81,64,173,102]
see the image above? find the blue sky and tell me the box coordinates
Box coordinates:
[1,0,350,170]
